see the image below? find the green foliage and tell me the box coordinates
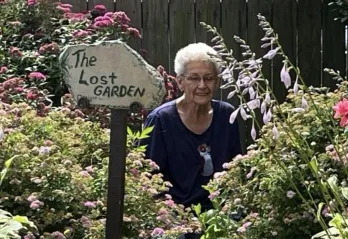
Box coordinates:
[0,102,200,238]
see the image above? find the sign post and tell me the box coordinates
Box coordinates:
[59,40,165,239]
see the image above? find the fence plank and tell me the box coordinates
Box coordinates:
[116,0,143,54]
[142,0,169,70]
[272,0,297,103]
[61,0,87,13]
[221,0,247,153]
[298,0,322,87]
[88,0,115,12]
[168,0,195,75]
[195,0,221,44]
[322,0,346,90]
[247,0,272,146]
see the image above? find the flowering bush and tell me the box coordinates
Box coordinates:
[0,0,179,130]
[195,15,348,239]
[0,102,200,238]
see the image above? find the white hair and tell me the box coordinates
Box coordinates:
[174,42,221,76]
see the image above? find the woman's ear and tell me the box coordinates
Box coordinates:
[176,76,184,91]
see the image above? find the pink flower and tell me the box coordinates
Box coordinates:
[128,27,141,38]
[151,227,165,237]
[27,0,36,6]
[81,216,91,228]
[94,4,106,11]
[208,190,220,200]
[164,199,175,208]
[27,194,37,202]
[333,99,348,127]
[28,72,45,80]
[79,171,91,177]
[30,200,44,209]
[0,66,8,73]
[50,231,66,239]
[84,201,96,208]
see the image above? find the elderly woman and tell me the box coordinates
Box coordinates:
[141,42,242,238]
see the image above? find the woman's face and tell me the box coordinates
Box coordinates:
[177,61,219,105]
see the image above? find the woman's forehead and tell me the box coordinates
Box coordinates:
[184,61,216,75]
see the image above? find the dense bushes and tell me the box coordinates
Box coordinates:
[0,102,200,238]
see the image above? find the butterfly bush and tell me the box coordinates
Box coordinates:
[194,15,348,239]
[0,102,200,238]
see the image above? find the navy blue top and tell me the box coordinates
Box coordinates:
[141,99,242,210]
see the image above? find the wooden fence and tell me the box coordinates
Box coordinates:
[62,0,348,151]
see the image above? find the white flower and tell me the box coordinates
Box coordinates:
[261,101,267,114]
[272,125,279,140]
[291,108,305,113]
[251,122,257,141]
[240,107,248,120]
[280,63,292,89]
[229,108,240,124]
[293,75,299,95]
[247,99,260,110]
[301,97,308,110]
[263,47,280,60]
[0,125,4,141]
[227,90,237,99]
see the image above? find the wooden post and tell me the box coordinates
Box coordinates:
[105,109,128,239]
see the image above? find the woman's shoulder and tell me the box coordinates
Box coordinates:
[212,99,236,114]
[147,100,177,119]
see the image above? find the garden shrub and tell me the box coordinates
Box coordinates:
[0,102,200,238]
[195,15,348,239]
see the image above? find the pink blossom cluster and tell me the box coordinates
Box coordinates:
[38,42,59,55]
[28,71,46,80]
[9,46,22,57]
[56,3,72,13]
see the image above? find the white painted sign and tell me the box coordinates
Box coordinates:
[59,40,165,109]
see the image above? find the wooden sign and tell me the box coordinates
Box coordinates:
[59,40,165,239]
[59,40,165,110]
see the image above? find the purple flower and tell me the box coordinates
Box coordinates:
[151,227,165,237]
[81,215,91,228]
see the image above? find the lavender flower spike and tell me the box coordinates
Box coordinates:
[263,47,280,60]
[280,63,292,89]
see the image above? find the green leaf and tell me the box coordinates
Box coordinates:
[317,202,325,222]
[140,126,154,138]
[309,157,318,174]
[329,213,344,230]
[127,126,133,136]
[193,204,201,216]
[342,187,348,200]
[328,175,339,195]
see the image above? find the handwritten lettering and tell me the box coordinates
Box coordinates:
[71,48,146,99]
[94,85,145,98]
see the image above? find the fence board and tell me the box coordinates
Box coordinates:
[322,0,346,90]
[168,0,195,75]
[142,0,170,70]
[88,0,114,12]
[272,0,297,103]
[247,0,272,146]
[116,0,143,54]
[195,0,221,44]
[61,0,87,13]
[298,0,322,87]
[221,0,247,153]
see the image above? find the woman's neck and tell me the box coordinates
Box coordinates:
[176,96,213,123]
